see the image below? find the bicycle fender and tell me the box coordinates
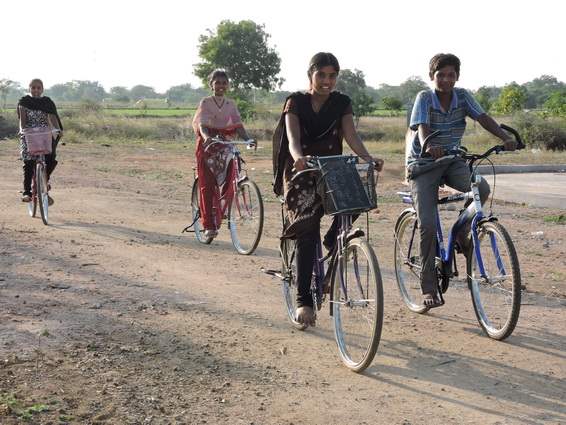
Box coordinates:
[395,208,416,233]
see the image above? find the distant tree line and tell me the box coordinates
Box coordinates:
[1,74,565,117]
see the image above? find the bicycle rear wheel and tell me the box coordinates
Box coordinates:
[190,178,213,244]
[394,210,429,313]
[281,238,307,331]
[229,179,264,255]
[332,238,383,372]
[36,162,49,225]
[467,221,521,340]
[28,177,37,218]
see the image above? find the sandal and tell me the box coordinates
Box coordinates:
[296,306,316,327]
[423,292,444,309]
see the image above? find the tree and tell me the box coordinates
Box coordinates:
[523,75,565,108]
[0,79,15,109]
[130,85,158,101]
[110,86,131,103]
[474,86,501,113]
[335,69,375,122]
[544,90,566,116]
[399,76,428,104]
[336,69,366,96]
[381,96,403,111]
[492,83,527,114]
[194,20,282,92]
[165,84,208,105]
[45,80,106,102]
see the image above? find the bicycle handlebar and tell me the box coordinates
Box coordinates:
[419,124,525,162]
[204,137,257,152]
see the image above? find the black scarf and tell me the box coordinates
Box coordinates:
[17,95,63,130]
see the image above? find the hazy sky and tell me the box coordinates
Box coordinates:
[3,0,565,93]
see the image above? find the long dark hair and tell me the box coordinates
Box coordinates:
[307,52,340,85]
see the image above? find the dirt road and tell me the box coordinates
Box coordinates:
[1,141,565,424]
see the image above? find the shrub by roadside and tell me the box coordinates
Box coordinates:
[512,113,566,151]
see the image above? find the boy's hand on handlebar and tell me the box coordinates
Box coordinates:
[426,146,445,159]
[503,138,517,151]
[293,156,311,171]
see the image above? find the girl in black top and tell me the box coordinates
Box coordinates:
[273,52,384,325]
[18,79,63,203]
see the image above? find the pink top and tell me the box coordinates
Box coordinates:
[192,96,243,134]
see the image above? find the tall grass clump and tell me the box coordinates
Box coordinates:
[511,112,566,151]
[62,112,195,142]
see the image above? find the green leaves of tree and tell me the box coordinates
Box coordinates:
[194,20,282,92]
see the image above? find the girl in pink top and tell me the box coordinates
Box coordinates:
[192,70,251,238]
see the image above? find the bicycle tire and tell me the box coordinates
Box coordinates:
[394,210,429,314]
[229,179,264,255]
[36,162,49,225]
[280,238,307,331]
[467,221,521,340]
[190,178,213,245]
[332,238,383,372]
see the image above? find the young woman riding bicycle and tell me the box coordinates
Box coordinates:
[193,69,252,240]
[18,79,63,204]
[273,52,384,326]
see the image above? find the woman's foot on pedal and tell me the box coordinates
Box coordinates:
[423,292,444,309]
[21,192,32,202]
[204,229,218,238]
[296,306,316,327]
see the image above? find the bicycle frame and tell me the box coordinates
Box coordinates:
[400,162,507,289]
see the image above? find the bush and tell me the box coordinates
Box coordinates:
[0,113,19,138]
[511,113,566,151]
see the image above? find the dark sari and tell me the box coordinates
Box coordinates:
[272,91,353,238]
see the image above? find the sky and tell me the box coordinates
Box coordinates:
[3,0,565,93]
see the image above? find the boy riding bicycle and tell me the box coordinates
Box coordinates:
[408,53,516,308]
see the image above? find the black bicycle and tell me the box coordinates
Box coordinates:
[265,155,384,372]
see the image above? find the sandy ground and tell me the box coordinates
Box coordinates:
[0,140,565,424]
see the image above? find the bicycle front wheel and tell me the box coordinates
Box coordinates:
[36,163,49,225]
[190,178,213,244]
[332,238,383,372]
[467,221,521,340]
[229,179,264,255]
[394,210,429,313]
[281,238,307,331]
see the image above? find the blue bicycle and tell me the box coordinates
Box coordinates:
[393,125,524,340]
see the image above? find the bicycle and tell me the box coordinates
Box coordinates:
[23,127,58,225]
[264,155,384,372]
[185,137,264,255]
[393,124,524,340]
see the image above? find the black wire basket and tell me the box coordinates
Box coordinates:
[316,156,378,216]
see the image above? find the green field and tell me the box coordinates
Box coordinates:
[102,108,196,117]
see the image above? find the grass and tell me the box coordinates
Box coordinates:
[544,214,566,224]
[3,110,566,165]
[0,393,50,422]
[103,108,196,117]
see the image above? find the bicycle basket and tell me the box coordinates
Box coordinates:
[23,127,52,155]
[316,156,378,216]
